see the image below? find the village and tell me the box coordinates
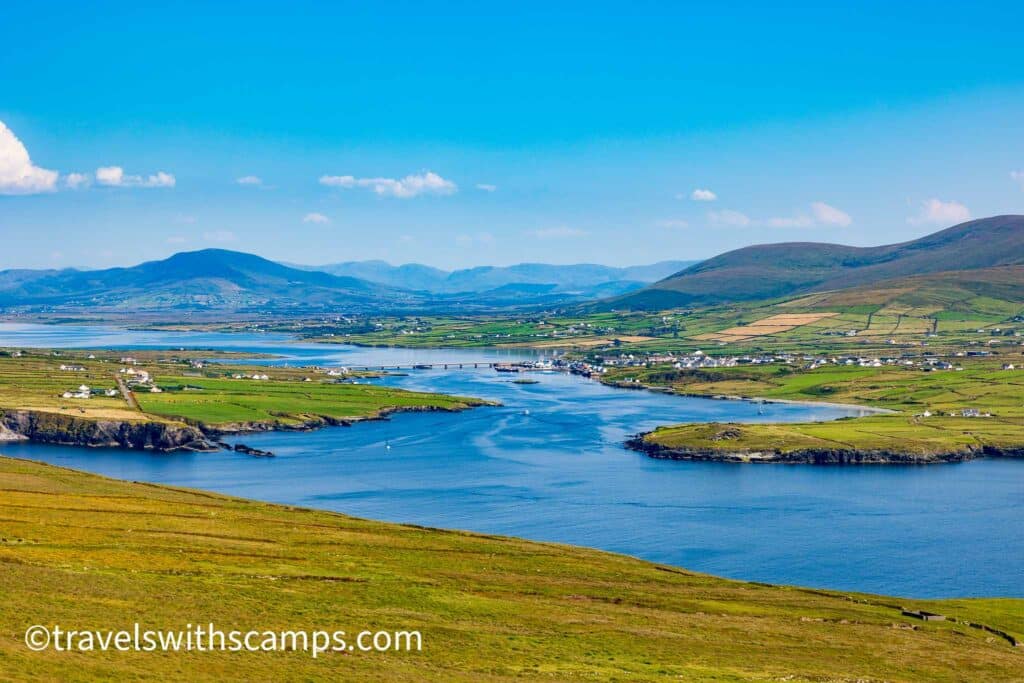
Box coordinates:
[495,347,1022,380]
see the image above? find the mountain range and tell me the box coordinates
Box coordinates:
[610,215,1024,310]
[1,216,1021,317]
[294,260,692,296]
[0,252,691,316]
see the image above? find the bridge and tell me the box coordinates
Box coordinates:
[346,362,503,372]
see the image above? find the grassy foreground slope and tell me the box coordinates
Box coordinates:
[0,457,1021,681]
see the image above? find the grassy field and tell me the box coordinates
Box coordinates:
[615,359,1024,460]
[0,349,489,434]
[0,456,1021,681]
[137,376,489,427]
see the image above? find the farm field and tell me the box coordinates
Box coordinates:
[137,376,489,427]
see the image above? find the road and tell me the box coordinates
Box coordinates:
[115,375,141,411]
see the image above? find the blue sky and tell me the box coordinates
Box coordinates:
[1,1,1022,269]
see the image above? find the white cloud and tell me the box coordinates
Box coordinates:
[0,120,59,195]
[529,226,588,240]
[236,175,263,186]
[1011,170,1024,189]
[0,120,179,195]
[907,198,971,226]
[707,209,751,227]
[655,219,689,229]
[710,203,852,229]
[810,201,853,227]
[203,230,236,243]
[303,212,330,224]
[690,188,717,201]
[63,172,91,190]
[455,232,495,247]
[765,215,813,228]
[319,171,457,198]
[96,166,175,188]
[475,183,497,192]
[319,175,355,188]
[166,235,187,244]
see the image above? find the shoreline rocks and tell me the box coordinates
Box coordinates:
[0,409,218,452]
[233,443,275,457]
[625,434,1024,464]
[0,401,494,454]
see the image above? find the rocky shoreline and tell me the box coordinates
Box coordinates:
[0,409,217,452]
[0,402,493,454]
[625,434,1024,464]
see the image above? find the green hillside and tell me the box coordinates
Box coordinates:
[0,456,1021,681]
[611,215,1024,309]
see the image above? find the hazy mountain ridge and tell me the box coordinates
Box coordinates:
[301,260,694,293]
[0,251,692,315]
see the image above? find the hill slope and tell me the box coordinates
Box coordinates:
[611,215,1024,309]
[784,264,1024,314]
[1,455,1021,681]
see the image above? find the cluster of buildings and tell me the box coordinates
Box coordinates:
[553,346,1024,379]
[230,372,270,380]
[917,408,993,419]
[586,350,793,371]
[119,366,163,392]
[61,384,120,400]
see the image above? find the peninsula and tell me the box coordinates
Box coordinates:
[0,349,491,451]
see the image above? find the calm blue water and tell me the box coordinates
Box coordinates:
[1,323,1021,598]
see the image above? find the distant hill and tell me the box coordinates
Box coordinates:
[302,260,694,296]
[609,215,1024,309]
[299,260,450,291]
[0,249,418,315]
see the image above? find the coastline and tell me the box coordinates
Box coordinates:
[0,400,497,453]
[625,434,1024,465]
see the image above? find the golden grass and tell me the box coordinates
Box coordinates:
[696,313,839,342]
[527,335,658,349]
[0,455,1021,681]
